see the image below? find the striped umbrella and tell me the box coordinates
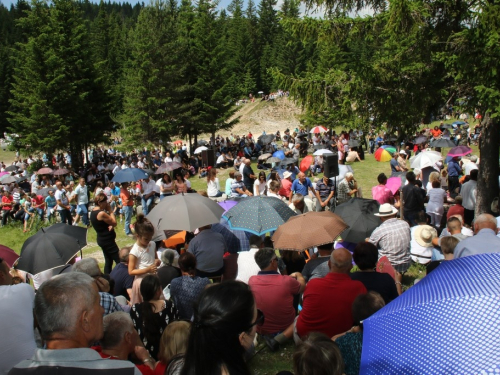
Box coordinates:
[310,126,328,134]
[374,148,393,162]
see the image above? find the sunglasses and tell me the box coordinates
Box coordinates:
[249,309,265,328]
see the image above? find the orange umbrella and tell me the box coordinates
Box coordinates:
[173,140,183,145]
[163,231,187,248]
[299,155,314,172]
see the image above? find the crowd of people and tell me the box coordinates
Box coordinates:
[1,117,498,375]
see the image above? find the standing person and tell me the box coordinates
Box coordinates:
[460,169,478,226]
[120,182,135,237]
[140,176,157,216]
[289,172,316,204]
[74,178,89,227]
[1,190,14,227]
[44,189,57,222]
[54,181,72,225]
[206,169,223,198]
[447,156,462,198]
[90,192,120,274]
[426,180,447,228]
[128,214,161,305]
[279,171,293,200]
[401,172,424,227]
[242,159,256,193]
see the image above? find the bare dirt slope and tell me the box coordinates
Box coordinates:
[216,96,303,137]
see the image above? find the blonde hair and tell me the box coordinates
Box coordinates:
[429,171,440,183]
[158,321,191,364]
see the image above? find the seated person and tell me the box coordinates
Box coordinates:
[350,242,400,304]
[230,172,253,198]
[301,242,333,281]
[345,151,362,163]
[216,152,228,169]
[426,236,460,274]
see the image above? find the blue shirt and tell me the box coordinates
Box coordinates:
[454,228,500,258]
[45,196,56,208]
[448,159,462,177]
[291,178,313,196]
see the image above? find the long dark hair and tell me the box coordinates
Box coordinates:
[181,281,254,375]
[139,275,163,356]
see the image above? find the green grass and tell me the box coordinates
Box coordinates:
[0,148,17,164]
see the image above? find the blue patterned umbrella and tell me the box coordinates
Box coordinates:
[360,253,500,374]
[222,196,296,236]
[211,218,252,253]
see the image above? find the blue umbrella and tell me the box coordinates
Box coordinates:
[452,120,466,125]
[360,253,500,374]
[211,219,252,253]
[222,196,296,236]
[112,168,149,183]
[272,150,285,160]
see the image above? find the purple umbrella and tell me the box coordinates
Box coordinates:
[447,145,472,157]
[218,200,238,213]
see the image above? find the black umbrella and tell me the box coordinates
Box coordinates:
[440,123,453,129]
[296,132,308,138]
[197,140,208,146]
[17,228,84,275]
[314,144,326,150]
[43,223,88,248]
[331,198,382,243]
[37,187,56,197]
[348,139,360,147]
[258,134,275,145]
[430,138,456,148]
[5,165,18,172]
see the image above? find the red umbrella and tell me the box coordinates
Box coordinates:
[299,155,314,172]
[173,140,183,145]
[37,167,53,174]
[53,168,70,176]
[0,245,20,268]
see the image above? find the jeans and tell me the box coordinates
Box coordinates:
[59,209,73,225]
[77,204,89,226]
[210,191,223,198]
[141,196,154,216]
[36,208,45,220]
[1,209,12,226]
[46,207,56,222]
[123,205,133,235]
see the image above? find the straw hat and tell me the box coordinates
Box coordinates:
[415,225,437,247]
[374,203,398,217]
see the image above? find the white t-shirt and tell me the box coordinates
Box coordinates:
[54,189,69,210]
[254,179,267,196]
[0,283,36,375]
[236,248,261,284]
[207,178,221,197]
[141,179,157,195]
[130,241,156,270]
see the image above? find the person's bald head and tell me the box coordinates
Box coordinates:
[244,159,251,166]
[474,214,498,234]
[329,248,352,274]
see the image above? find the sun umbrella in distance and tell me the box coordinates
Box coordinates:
[222,196,296,236]
[194,146,208,155]
[53,168,70,176]
[447,145,472,157]
[5,165,18,172]
[430,138,456,148]
[258,134,275,144]
[147,193,224,232]
[272,211,348,251]
[267,157,283,164]
[414,136,428,145]
[272,150,285,160]
[37,167,54,175]
[374,148,393,162]
[381,145,397,153]
[111,168,149,183]
[0,175,19,184]
[258,153,272,161]
[155,162,183,174]
[313,149,334,156]
[310,126,328,134]
[361,253,500,374]
[410,151,442,169]
[299,155,313,172]
[386,177,402,195]
[332,198,381,243]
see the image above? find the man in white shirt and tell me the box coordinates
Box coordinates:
[463,155,478,176]
[54,181,72,225]
[236,235,263,284]
[461,169,477,226]
[74,178,89,227]
[140,176,157,215]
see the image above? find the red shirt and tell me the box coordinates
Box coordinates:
[279,178,292,198]
[447,203,465,220]
[33,195,45,209]
[2,195,13,210]
[92,346,154,375]
[295,273,367,338]
[431,129,442,138]
[249,272,301,335]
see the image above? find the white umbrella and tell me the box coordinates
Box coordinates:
[310,126,328,134]
[194,146,208,155]
[313,149,334,156]
[410,151,442,169]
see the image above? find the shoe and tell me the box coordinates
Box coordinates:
[263,335,280,352]
[126,233,135,237]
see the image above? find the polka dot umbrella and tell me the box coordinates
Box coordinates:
[222,196,297,236]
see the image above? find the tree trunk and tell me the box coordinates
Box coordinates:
[70,141,84,171]
[475,113,499,216]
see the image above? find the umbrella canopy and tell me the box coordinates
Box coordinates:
[258,153,272,161]
[281,158,296,166]
[380,145,397,154]
[348,139,360,147]
[314,144,326,150]
[310,126,328,134]
[410,151,442,169]
[0,171,10,177]
[374,148,393,162]
[430,138,456,148]
[452,120,466,126]
[414,136,428,145]
[218,217,251,252]
[218,200,238,213]
[439,123,453,129]
[0,244,20,268]
[37,187,56,197]
[0,175,18,184]
[272,150,285,160]
[197,140,208,146]
[194,146,208,154]
[448,145,472,157]
[222,196,296,236]
[361,253,500,374]
[173,140,183,145]
[112,168,149,183]
[313,149,334,156]
[5,165,18,172]
[267,157,283,164]
[147,193,224,232]
[155,162,183,174]
[299,155,313,172]
[37,167,53,174]
[272,211,348,251]
[53,168,70,176]
[258,134,275,144]
[17,230,83,274]
[43,223,88,248]
[332,198,381,243]
[257,91,264,94]
[386,177,402,195]
[296,132,308,138]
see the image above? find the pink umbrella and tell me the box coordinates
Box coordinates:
[386,177,402,195]
[38,167,53,175]
[0,245,20,268]
[0,172,10,177]
[53,168,70,176]
[447,146,472,157]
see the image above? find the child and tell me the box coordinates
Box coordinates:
[128,214,161,305]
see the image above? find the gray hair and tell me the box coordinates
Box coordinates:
[470,155,478,163]
[72,258,101,277]
[254,248,276,270]
[161,249,177,266]
[345,172,354,179]
[474,213,497,229]
[35,272,96,340]
[292,193,305,204]
[101,312,135,349]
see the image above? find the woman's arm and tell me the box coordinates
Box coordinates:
[97,205,117,227]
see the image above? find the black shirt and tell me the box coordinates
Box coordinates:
[350,271,399,304]
[109,263,134,300]
[242,165,255,190]
[157,265,182,290]
[402,183,424,212]
[301,257,329,281]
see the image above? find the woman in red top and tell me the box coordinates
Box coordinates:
[1,190,14,226]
